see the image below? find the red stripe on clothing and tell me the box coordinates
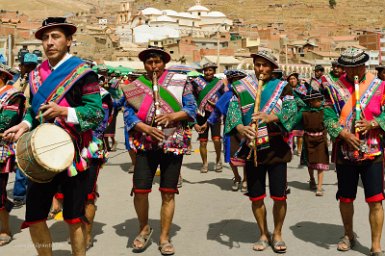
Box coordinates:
[271,196,287,201]
[65,217,83,225]
[339,196,355,203]
[199,138,208,142]
[212,136,221,141]
[249,194,266,201]
[366,193,385,203]
[21,219,46,229]
[159,188,179,194]
[133,189,152,194]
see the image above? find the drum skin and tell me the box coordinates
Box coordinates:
[16,123,75,183]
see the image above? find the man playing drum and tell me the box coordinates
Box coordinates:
[3,17,103,256]
[0,67,25,246]
[121,47,196,255]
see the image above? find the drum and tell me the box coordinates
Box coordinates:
[16,123,75,183]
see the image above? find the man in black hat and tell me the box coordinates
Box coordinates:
[309,64,325,91]
[3,17,103,256]
[323,48,385,254]
[375,65,385,81]
[121,47,196,254]
[224,50,297,253]
[191,62,224,173]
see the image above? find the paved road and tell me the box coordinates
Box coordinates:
[3,114,382,255]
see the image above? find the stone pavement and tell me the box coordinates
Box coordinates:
[2,115,382,255]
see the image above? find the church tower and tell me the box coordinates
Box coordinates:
[117,0,135,24]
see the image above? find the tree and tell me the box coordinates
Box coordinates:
[329,0,337,9]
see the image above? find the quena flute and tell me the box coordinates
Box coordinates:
[247,73,264,165]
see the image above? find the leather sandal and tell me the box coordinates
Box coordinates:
[158,241,175,255]
[337,235,355,251]
[253,239,269,251]
[132,228,153,253]
[0,233,12,247]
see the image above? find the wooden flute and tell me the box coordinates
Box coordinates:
[247,73,264,165]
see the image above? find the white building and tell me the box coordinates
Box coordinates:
[116,0,233,46]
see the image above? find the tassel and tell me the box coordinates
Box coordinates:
[76,157,88,172]
[81,147,88,158]
[67,164,78,177]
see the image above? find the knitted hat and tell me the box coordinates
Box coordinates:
[21,53,38,65]
[337,48,369,67]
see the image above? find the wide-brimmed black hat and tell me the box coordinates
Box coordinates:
[337,48,369,68]
[35,17,77,40]
[250,50,279,69]
[224,69,248,80]
[375,65,385,72]
[286,72,299,81]
[314,64,325,72]
[0,66,13,81]
[202,62,218,70]
[138,46,171,64]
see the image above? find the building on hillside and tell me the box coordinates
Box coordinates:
[358,30,385,64]
[116,0,232,46]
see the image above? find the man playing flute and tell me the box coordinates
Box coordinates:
[224,50,297,253]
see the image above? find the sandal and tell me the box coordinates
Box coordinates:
[337,235,355,251]
[241,181,248,193]
[158,241,175,255]
[370,251,385,256]
[215,161,223,172]
[316,190,324,196]
[132,228,153,253]
[272,239,287,253]
[232,177,241,191]
[0,233,12,247]
[308,179,316,190]
[252,239,269,251]
[86,239,94,250]
[200,164,208,173]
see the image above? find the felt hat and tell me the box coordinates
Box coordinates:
[314,64,325,72]
[202,62,218,70]
[0,66,13,81]
[35,17,77,40]
[224,69,248,80]
[337,48,369,68]
[250,50,279,69]
[286,72,299,81]
[375,65,385,72]
[138,46,171,64]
